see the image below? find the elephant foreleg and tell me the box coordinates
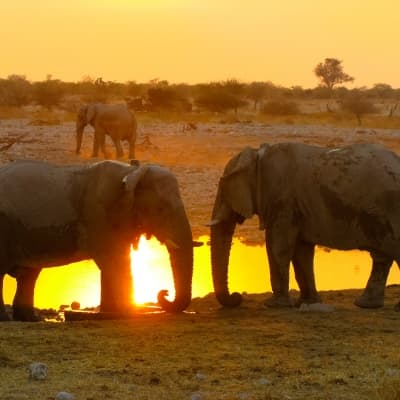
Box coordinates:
[94,246,134,312]
[0,274,10,321]
[13,268,42,321]
[354,252,392,308]
[92,131,100,157]
[292,241,321,306]
[264,220,298,307]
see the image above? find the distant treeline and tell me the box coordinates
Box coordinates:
[0,75,399,118]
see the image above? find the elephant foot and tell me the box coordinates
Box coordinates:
[0,310,11,321]
[354,294,384,309]
[264,294,294,308]
[295,294,322,307]
[13,307,41,322]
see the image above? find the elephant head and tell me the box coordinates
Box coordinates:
[76,104,97,154]
[209,146,265,307]
[119,164,194,313]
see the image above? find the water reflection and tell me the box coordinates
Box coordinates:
[3,236,400,309]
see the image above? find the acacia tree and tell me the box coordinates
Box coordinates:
[314,58,354,90]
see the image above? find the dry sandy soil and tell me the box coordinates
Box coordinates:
[1,114,400,399]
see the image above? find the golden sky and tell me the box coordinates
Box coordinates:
[2,0,400,87]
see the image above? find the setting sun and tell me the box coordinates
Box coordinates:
[130,236,175,305]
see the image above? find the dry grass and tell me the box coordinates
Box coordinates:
[1,289,400,400]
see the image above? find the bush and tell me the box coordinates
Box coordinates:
[260,100,299,115]
[341,93,378,124]
[33,79,65,110]
[0,75,32,106]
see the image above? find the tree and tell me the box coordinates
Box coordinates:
[341,90,377,125]
[0,75,32,106]
[195,82,247,113]
[314,58,354,90]
[32,76,65,110]
[147,83,191,111]
[247,82,267,110]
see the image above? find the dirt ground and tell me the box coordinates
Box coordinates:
[1,114,400,399]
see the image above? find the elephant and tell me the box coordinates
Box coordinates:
[76,103,137,159]
[0,159,193,321]
[209,142,400,309]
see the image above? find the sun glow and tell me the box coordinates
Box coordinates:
[3,236,400,311]
[130,236,174,305]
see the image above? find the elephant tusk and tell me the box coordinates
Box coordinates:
[192,240,204,247]
[205,219,221,227]
[165,239,180,250]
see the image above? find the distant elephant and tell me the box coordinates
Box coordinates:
[76,103,137,159]
[0,160,193,321]
[209,142,400,309]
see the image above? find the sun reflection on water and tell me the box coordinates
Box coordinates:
[3,237,400,310]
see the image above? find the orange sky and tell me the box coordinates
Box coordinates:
[2,0,400,87]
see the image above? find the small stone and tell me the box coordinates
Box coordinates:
[195,372,207,381]
[27,362,48,380]
[258,377,270,385]
[55,392,75,400]
[299,303,335,313]
[190,393,202,400]
[386,368,400,377]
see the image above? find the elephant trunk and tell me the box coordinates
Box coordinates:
[76,122,85,154]
[157,213,193,313]
[210,219,242,307]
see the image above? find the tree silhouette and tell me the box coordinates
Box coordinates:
[314,58,354,89]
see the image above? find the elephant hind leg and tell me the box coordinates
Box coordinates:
[292,241,321,306]
[354,252,392,308]
[128,139,135,159]
[0,274,10,321]
[111,137,124,159]
[13,268,42,321]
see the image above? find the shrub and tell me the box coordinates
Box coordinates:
[341,93,378,124]
[33,78,65,110]
[147,85,191,111]
[260,100,299,116]
[0,75,32,107]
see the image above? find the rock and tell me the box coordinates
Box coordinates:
[299,303,335,313]
[258,377,270,385]
[190,393,202,400]
[195,372,207,381]
[55,392,75,400]
[27,362,48,380]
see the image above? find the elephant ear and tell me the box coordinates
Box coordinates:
[86,104,97,125]
[122,165,149,196]
[220,147,257,220]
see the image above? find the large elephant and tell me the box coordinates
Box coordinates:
[209,142,400,309]
[76,103,137,159]
[0,160,193,321]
